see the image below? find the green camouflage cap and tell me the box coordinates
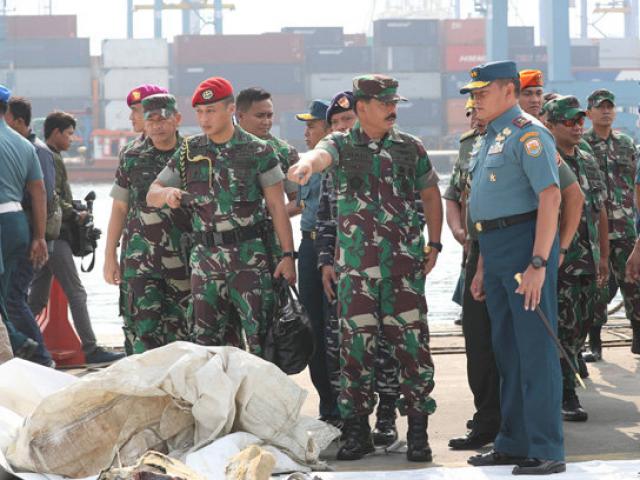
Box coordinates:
[142,93,178,119]
[587,89,615,108]
[352,74,407,102]
[545,95,586,122]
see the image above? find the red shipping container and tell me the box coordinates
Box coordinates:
[6,15,77,39]
[344,33,368,47]
[446,98,471,130]
[442,18,486,46]
[444,45,486,72]
[173,33,305,65]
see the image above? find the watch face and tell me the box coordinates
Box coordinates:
[531,256,544,268]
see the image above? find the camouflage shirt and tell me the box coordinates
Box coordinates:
[265,133,299,195]
[559,146,606,277]
[443,128,480,205]
[316,122,439,279]
[111,134,191,279]
[583,128,637,240]
[156,126,284,273]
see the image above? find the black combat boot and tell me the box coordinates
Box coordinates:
[577,354,589,379]
[562,389,588,422]
[406,414,432,462]
[632,322,640,355]
[336,415,374,461]
[372,395,398,446]
[583,326,602,362]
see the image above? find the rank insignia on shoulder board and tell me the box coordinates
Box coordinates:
[524,137,543,157]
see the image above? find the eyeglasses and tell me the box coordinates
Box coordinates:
[560,117,585,128]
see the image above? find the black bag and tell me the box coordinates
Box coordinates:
[263,279,315,375]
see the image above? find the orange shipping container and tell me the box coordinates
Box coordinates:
[444,45,486,72]
[446,98,471,130]
[344,33,368,47]
[442,18,486,46]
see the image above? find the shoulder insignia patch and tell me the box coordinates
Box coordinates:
[524,138,543,157]
[512,115,532,129]
[519,131,540,142]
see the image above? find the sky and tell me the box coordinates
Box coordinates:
[2,0,624,54]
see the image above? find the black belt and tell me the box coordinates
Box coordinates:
[474,210,537,233]
[302,230,317,240]
[193,223,265,247]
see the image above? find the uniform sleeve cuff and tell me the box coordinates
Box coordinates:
[109,183,129,202]
[442,185,461,202]
[417,169,440,190]
[259,165,285,188]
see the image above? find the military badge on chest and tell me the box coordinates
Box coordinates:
[488,127,511,155]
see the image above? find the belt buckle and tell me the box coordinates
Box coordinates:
[311,230,317,240]
[475,222,483,233]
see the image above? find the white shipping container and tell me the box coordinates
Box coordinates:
[599,38,640,59]
[104,100,131,131]
[391,73,441,99]
[102,39,169,68]
[599,57,640,69]
[103,68,169,100]
[307,73,366,100]
[8,67,90,98]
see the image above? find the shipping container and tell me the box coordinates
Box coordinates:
[400,124,443,139]
[390,73,441,99]
[508,26,535,48]
[6,67,91,98]
[571,68,621,82]
[30,97,92,119]
[599,56,640,69]
[281,26,344,47]
[103,100,131,131]
[271,94,307,114]
[508,46,548,65]
[599,38,640,59]
[445,98,471,129]
[373,19,440,47]
[443,45,486,72]
[571,45,599,68]
[174,64,304,97]
[173,33,305,65]
[0,38,90,68]
[103,39,169,69]
[176,96,198,128]
[374,45,440,72]
[103,68,170,100]
[307,72,365,100]
[441,18,486,46]
[442,72,471,99]
[344,33,368,47]
[396,99,442,126]
[278,113,306,151]
[305,46,372,73]
[5,15,77,39]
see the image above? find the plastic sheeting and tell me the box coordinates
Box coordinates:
[1,343,338,478]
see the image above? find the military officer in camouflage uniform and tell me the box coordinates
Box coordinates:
[289,75,442,463]
[147,77,295,357]
[105,94,191,354]
[545,95,609,421]
[583,89,640,359]
[105,84,168,353]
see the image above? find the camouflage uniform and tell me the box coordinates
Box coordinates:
[316,114,438,418]
[111,129,191,354]
[157,126,284,356]
[583,127,640,327]
[265,133,299,197]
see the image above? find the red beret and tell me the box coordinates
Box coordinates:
[127,84,168,107]
[192,76,234,107]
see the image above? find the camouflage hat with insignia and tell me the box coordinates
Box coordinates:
[460,60,519,94]
[352,74,407,103]
[587,88,615,108]
[544,95,586,122]
[142,93,178,119]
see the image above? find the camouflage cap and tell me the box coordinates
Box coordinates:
[587,88,615,108]
[142,93,178,119]
[545,95,586,122]
[352,74,407,103]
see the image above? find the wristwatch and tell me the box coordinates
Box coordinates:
[559,247,569,255]
[427,241,443,253]
[282,251,296,259]
[530,255,548,269]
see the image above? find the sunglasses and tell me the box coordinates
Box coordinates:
[560,117,585,128]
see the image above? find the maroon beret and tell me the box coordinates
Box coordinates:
[126,84,168,107]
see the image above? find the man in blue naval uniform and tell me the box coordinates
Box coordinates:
[461,61,565,476]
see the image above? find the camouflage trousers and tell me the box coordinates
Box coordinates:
[122,274,191,354]
[594,237,640,327]
[325,298,400,398]
[337,273,436,418]
[190,262,274,357]
[558,274,598,389]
